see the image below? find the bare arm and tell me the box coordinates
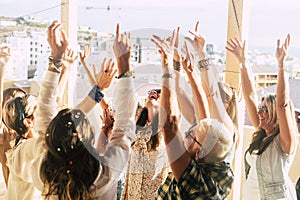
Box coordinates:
[172,27,196,124]
[186,22,233,133]
[182,42,209,122]
[226,38,260,128]
[56,48,78,105]
[174,71,196,124]
[79,46,97,86]
[275,34,297,155]
[152,34,191,181]
[34,22,68,134]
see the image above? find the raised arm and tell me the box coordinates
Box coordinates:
[181,42,209,122]
[75,58,116,113]
[79,46,112,110]
[79,46,96,86]
[34,21,68,134]
[186,21,234,134]
[226,38,260,128]
[275,34,297,155]
[152,34,191,181]
[56,48,78,106]
[172,27,196,124]
[94,24,138,194]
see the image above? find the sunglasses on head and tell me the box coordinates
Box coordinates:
[185,123,202,147]
[258,104,268,113]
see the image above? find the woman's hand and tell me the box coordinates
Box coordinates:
[95,58,117,90]
[100,107,115,138]
[113,23,131,75]
[181,41,195,76]
[225,37,246,67]
[151,34,173,73]
[79,46,91,65]
[185,21,206,59]
[47,21,68,59]
[275,34,290,67]
[62,48,78,71]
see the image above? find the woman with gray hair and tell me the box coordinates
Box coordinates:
[152,30,234,199]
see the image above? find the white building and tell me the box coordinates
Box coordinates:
[5,31,30,80]
[0,20,16,26]
[30,31,49,79]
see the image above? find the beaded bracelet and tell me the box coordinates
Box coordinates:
[173,59,181,71]
[88,85,104,103]
[198,58,211,71]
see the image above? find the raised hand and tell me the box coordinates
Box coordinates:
[185,21,206,59]
[100,107,115,138]
[78,46,97,86]
[225,37,246,66]
[276,34,290,66]
[59,48,78,81]
[113,23,131,75]
[95,58,117,90]
[151,34,174,72]
[79,46,91,64]
[47,21,68,59]
[0,46,10,74]
[63,48,78,69]
[181,41,195,75]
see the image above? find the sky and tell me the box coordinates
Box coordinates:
[1,0,300,56]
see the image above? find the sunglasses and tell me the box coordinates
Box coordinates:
[258,104,268,113]
[148,89,161,94]
[185,123,203,147]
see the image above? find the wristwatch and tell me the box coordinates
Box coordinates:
[117,71,135,79]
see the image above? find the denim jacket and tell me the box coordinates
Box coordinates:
[245,134,297,200]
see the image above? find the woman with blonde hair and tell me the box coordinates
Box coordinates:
[226,34,297,199]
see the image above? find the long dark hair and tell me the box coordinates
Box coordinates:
[40,108,100,200]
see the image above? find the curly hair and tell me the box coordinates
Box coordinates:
[40,108,100,200]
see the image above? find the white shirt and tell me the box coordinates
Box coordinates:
[243,151,260,200]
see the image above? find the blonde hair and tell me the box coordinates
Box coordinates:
[218,82,238,129]
[247,94,297,155]
[262,94,277,129]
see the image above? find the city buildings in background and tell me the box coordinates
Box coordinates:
[1,15,300,127]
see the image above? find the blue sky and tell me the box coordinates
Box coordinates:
[1,0,300,56]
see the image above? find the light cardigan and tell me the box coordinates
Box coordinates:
[6,70,137,200]
[6,70,59,200]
